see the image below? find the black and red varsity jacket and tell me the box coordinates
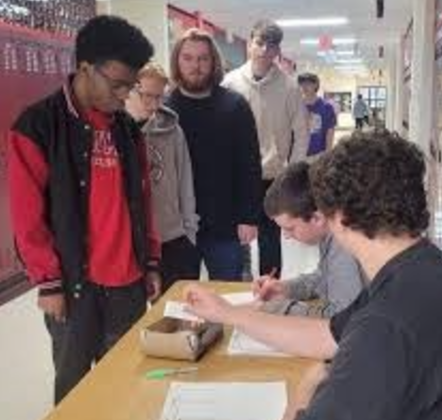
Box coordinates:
[8,80,161,297]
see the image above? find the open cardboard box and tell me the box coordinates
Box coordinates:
[140,317,223,361]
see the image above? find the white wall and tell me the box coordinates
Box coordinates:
[409,0,436,154]
[97,0,170,70]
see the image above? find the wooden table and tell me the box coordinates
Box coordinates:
[42,281,315,420]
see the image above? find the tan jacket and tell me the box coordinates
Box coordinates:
[223,62,309,179]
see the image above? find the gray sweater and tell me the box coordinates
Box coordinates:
[263,233,365,317]
[140,106,199,244]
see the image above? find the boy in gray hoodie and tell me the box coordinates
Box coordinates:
[253,162,364,317]
[126,63,199,291]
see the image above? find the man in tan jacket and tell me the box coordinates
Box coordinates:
[223,20,309,278]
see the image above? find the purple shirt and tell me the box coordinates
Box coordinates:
[306,98,337,156]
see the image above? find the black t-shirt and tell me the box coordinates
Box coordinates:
[166,87,262,239]
[298,239,442,420]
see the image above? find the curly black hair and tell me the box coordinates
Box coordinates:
[264,162,317,221]
[310,130,429,238]
[75,15,154,70]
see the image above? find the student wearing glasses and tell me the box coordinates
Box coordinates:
[126,63,200,291]
[8,16,160,404]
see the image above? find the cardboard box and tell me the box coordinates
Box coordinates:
[140,317,223,361]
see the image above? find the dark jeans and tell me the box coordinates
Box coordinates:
[197,234,243,281]
[44,279,147,404]
[161,235,200,291]
[258,180,282,277]
[355,117,365,129]
[241,244,253,281]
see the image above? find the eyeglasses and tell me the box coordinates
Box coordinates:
[133,85,165,103]
[94,66,136,95]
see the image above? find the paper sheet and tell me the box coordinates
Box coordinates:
[160,381,287,420]
[164,301,200,322]
[221,291,255,305]
[164,292,255,322]
[227,328,288,357]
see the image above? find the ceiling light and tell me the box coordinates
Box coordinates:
[333,38,357,45]
[335,50,355,56]
[300,38,320,46]
[334,65,367,73]
[335,58,364,64]
[301,37,358,46]
[277,17,348,27]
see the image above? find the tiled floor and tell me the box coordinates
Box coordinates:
[0,289,53,420]
[0,237,318,420]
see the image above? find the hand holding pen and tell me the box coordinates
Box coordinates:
[252,268,287,301]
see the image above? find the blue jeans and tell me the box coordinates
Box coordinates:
[197,236,243,281]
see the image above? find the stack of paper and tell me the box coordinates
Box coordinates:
[160,381,287,420]
[163,292,255,322]
[163,301,200,322]
[222,291,255,305]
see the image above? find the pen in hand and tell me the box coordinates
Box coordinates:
[253,267,284,301]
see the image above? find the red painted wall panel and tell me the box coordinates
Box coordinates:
[0,22,74,283]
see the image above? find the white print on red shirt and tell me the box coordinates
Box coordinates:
[92,130,118,168]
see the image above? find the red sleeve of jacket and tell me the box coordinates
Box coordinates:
[137,138,161,267]
[8,130,63,293]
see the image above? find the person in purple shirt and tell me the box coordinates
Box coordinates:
[298,73,337,158]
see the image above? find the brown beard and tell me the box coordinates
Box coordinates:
[180,73,213,93]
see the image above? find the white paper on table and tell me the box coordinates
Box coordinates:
[160,381,287,420]
[227,328,289,357]
[164,291,254,323]
[163,301,200,322]
[222,291,255,305]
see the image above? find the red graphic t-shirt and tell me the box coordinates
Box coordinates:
[86,109,142,286]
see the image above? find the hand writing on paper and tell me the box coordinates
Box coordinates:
[252,269,287,301]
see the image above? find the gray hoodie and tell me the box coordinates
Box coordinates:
[262,234,365,318]
[140,106,199,244]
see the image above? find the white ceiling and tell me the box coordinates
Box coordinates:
[170,0,414,70]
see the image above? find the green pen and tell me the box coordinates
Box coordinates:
[145,366,199,379]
